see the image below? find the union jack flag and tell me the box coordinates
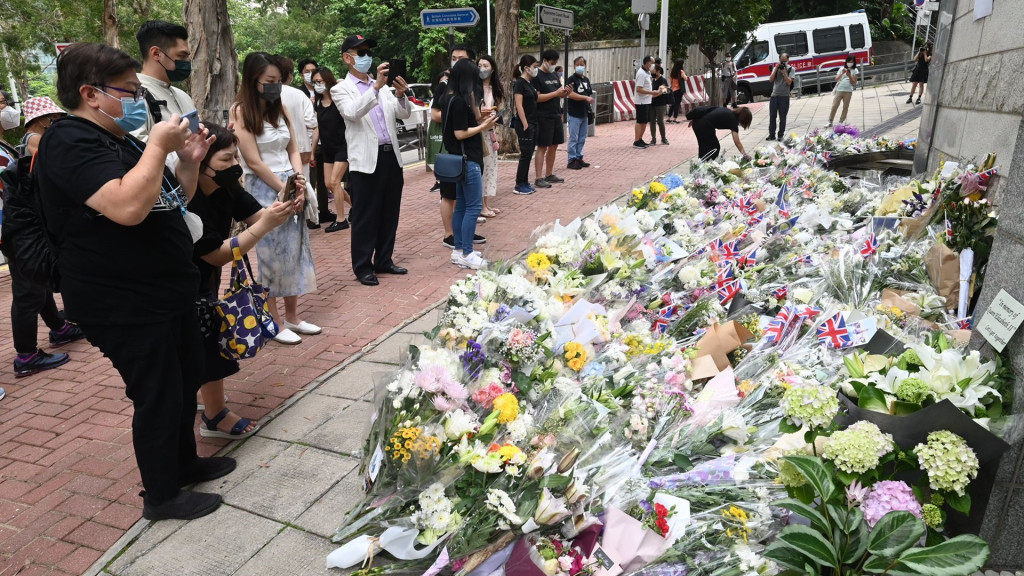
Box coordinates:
[817,313,852,349]
[747,213,765,227]
[792,254,815,266]
[652,305,676,334]
[738,249,759,268]
[797,306,823,321]
[707,238,724,253]
[715,263,735,288]
[956,317,972,330]
[819,151,832,166]
[717,281,740,305]
[778,198,791,219]
[773,286,788,300]
[764,306,797,344]
[737,197,758,215]
[860,233,879,258]
[720,240,741,261]
[945,211,953,242]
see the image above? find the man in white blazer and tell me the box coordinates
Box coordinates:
[332,34,412,286]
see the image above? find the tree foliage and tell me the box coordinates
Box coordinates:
[667,0,772,67]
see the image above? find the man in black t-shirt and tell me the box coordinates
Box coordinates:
[564,56,594,170]
[531,49,571,189]
[686,105,753,161]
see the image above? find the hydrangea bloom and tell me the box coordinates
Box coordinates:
[915,430,979,496]
[780,383,839,429]
[823,421,894,474]
[895,377,930,403]
[861,480,922,527]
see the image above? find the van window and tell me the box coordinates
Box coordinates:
[774,32,809,57]
[850,24,866,49]
[751,41,769,63]
[813,27,847,54]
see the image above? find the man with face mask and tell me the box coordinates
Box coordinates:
[332,34,413,286]
[766,53,794,141]
[133,20,198,142]
[532,50,571,188]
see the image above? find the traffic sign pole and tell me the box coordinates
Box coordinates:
[449,26,455,59]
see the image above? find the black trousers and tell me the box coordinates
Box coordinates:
[80,309,203,502]
[515,122,537,186]
[349,147,403,276]
[10,265,64,354]
[668,89,685,118]
[769,95,790,138]
[693,123,722,161]
[314,148,335,223]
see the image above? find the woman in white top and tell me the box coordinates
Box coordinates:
[828,55,858,127]
[231,52,318,345]
[478,55,504,218]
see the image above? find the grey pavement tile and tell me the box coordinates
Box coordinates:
[106,519,186,575]
[361,334,416,365]
[113,506,281,576]
[194,436,291,495]
[398,310,442,335]
[259,393,353,443]
[233,527,338,576]
[304,401,377,456]
[319,360,398,401]
[294,466,367,539]
[223,443,347,524]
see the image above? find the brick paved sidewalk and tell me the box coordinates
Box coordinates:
[0,104,768,575]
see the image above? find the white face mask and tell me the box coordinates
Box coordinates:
[302,72,313,84]
[0,106,19,131]
[314,82,326,94]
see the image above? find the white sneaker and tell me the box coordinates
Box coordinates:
[455,252,487,269]
[273,328,302,345]
[450,249,462,264]
[284,320,322,335]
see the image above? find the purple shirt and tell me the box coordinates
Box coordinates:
[351,74,392,145]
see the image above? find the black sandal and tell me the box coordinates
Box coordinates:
[200,408,258,439]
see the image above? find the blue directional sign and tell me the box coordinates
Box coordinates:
[421,7,481,28]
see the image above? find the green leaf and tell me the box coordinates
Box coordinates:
[844,354,865,378]
[783,454,836,502]
[892,401,921,415]
[836,469,860,486]
[792,483,817,504]
[673,453,694,471]
[539,475,571,490]
[867,511,926,558]
[764,541,814,571]
[892,534,989,575]
[945,491,971,515]
[842,508,869,564]
[863,554,897,573]
[857,386,889,413]
[776,525,838,567]
[777,499,829,533]
[779,418,802,434]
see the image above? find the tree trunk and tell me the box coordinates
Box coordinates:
[103,0,120,48]
[494,0,520,155]
[184,0,238,125]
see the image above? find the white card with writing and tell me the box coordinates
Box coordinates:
[976,289,1024,352]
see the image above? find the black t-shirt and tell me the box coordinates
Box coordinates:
[189,181,263,295]
[532,69,562,117]
[441,94,484,167]
[565,74,593,118]
[651,76,670,106]
[513,78,538,124]
[691,106,740,132]
[36,116,199,325]
[315,97,347,151]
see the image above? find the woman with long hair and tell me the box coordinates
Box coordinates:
[478,55,504,218]
[189,122,292,439]
[667,59,688,123]
[907,43,931,105]
[441,58,497,270]
[230,51,318,345]
[310,66,350,232]
[512,54,540,195]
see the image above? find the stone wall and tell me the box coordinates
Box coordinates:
[921,0,1024,571]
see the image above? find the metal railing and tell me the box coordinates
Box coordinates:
[812,60,915,95]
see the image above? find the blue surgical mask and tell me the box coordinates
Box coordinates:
[97,89,149,132]
[354,54,373,74]
[575,66,585,75]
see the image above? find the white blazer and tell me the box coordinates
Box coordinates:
[331,74,412,174]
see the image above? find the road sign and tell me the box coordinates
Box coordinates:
[925,1,940,9]
[631,0,658,13]
[913,0,926,6]
[536,4,574,31]
[55,42,73,54]
[420,7,480,28]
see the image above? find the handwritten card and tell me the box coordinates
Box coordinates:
[976,289,1024,352]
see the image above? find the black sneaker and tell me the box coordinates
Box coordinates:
[661,139,670,145]
[442,235,455,249]
[632,140,648,149]
[534,178,552,188]
[545,174,565,183]
[579,159,590,168]
[473,234,487,245]
[14,349,70,378]
[180,457,237,486]
[325,219,349,233]
[905,97,913,104]
[766,136,776,141]
[306,220,321,230]
[567,160,582,170]
[49,322,86,346]
[649,139,657,146]
[142,490,222,521]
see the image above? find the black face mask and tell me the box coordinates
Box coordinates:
[211,164,243,189]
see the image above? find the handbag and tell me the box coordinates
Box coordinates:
[216,237,279,360]
[434,97,467,183]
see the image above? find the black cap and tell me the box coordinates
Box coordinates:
[341,34,377,53]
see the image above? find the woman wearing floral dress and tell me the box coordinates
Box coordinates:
[478,55,504,218]
[231,52,319,345]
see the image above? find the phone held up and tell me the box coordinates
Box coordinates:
[182,110,200,133]
[386,58,407,87]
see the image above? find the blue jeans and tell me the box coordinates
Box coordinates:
[567,114,588,161]
[453,160,483,255]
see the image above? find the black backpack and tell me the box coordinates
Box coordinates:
[0,152,60,291]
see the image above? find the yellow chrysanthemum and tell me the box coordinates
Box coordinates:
[497,444,523,462]
[649,181,667,194]
[526,252,552,272]
[493,393,520,424]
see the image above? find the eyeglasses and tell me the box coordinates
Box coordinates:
[95,84,148,102]
[349,48,373,57]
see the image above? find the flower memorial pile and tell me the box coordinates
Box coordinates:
[325,137,1012,576]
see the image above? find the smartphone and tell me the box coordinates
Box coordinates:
[182,110,200,133]
[387,58,407,86]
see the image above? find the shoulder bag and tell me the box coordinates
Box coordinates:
[434,97,467,183]
[216,237,279,359]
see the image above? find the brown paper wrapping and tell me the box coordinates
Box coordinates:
[881,288,921,316]
[945,329,972,347]
[694,321,754,372]
[688,355,720,381]
[899,203,939,240]
[926,243,960,308]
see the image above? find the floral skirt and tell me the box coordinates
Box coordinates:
[245,172,317,297]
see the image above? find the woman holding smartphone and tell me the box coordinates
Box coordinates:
[828,55,858,126]
[478,55,504,218]
[512,55,540,196]
[231,52,319,345]
[441,58,497,270]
